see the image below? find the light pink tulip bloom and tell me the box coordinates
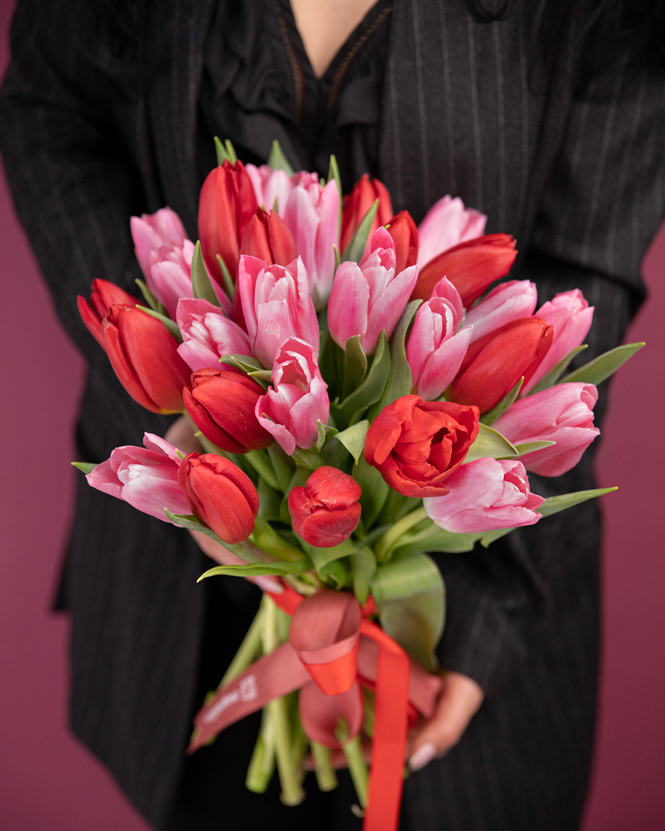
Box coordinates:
[492,382,600,476]
[147,240,195,318]
[417,195,487,268]
[328,227,419,354]
[406,277,472,400]
[283,178,339,309]
[523,289,594,393]
[238,255,319,369]
[130,207,188,281]
[86,433,190,522]
[424,458,544,533]
[465,280,538,343]
[246,164,297,214]
[255,338,329,454]
[176,298,252,372]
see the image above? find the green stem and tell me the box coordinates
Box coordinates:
[374,507,428,562]
[245,449,281,491]
[311,742,338,792]
[336,718,368,808]
[219,603,264,688]
[245,721,275,793]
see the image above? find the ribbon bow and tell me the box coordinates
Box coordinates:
[189,584,441,831]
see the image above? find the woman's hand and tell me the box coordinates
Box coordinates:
[408,671,485,771]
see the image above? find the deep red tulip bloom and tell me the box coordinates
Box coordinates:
[386,210,419,274]
[340,173,393,253]
[411,233,517,306]
[77,279,138,347]
[288,466,362,547]
[240,207,298,266]
[102,305,191,414]
[448,317,553,413]
[184,367,273,454]
[178,453,259,544]
[364,395,479,498]
[198,159,257,280]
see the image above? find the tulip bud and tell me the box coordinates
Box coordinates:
[424,458,544,533]
[148,239,196,319]
[288,466,362,547]
[102,305,191,413]
[246,164,306,214]
[448,317,553,413]
[184,368,273,453]
[240,207,298,266]
[130,207,188,281]
[77,279,139,347]
[411,234,517,307]
[464,280,538,343]
[198,159,257,280]
[417,195,486,269]
[178,453,259,544]
[340,173,393,253]
[386,210,419,274]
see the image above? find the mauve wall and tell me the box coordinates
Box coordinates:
[0,2,663,828]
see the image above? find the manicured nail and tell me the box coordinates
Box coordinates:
[409,742,437,772]
[254,575,283,593]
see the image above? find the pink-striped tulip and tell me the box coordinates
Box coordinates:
[288,467,362,547]
[340,173,393,253]
[86,433,190,522]
[238,255,319,368]
[255,338,329,455]
[492,383,600,476]
[386,210,419,274]
[130,207,188,281]
[283,178,339,309]
[176,298,251,372]
[327,227,418,355]
[417,195,487,269]
[523,290,594,394]
[424,458,544,533]
[147,240,194,319]
[179,453,259,544]
[465,280,538,343]
[406,278,472,400]
[245,164,313,214]
[77,279,139,347]
[198,159,257,279]
[239,207,298,267]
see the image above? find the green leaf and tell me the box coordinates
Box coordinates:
[527,345,588,395]
[333,331,391,428]
[464,423,518,463]
[215,254,235,300]
[257,478,283,522]
[214,136,228,165]
[341,200,379,263]
[220,354,266,373]
[291,447,326,471]
[198,560,310,581]
[479,377,523,426]
[299,538,356,577]
[351,547,376,604]
[136,305,183,343]
[71,461,98,475]
[248,369,274,382]
[192,241,221,306]
[224,139,238,164]
[335,420,369,465]
[245,449,281,491]
[316,420,338,451]
[251,519,309,562]
[353,455,389,530]
[267,446,294,492]
[558,342,645,386]
[267,139,295,176]
[342,335,368,399]
[392,526,481,557]
[135,278,167,315]
[374,507,427,562]
[327,154,343,229]
[510,440,556,456]
[372,300,421,417]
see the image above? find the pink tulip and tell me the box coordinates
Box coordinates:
[465,280,538,343]
[523,290,594,393]
[246,165,319,214]
[130,207,188,281]
[238,255,319,369]
[406,277,472,400]
[492,382,600,476]
[417,195,486,269]
[283,178,339,309]
[86,433,190,522]
[424,458,544,533]
[176,298,252,372]
[327,227,418,355]
[255,338,329,454]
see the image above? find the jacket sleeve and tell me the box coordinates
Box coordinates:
[435,54,665,696]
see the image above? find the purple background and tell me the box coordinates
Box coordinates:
[0,2,663,827]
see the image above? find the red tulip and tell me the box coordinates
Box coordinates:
[288,466,362,547]
[448,317,553,413]
[77,279,138,347]
[183,368,273,453]
[198,159,257,280]
[340,173,393,253]
[410,233,517,307]
[239,207,298,266]
[102,305,191,414]
[386,210,419,274]
[178,453,259,544]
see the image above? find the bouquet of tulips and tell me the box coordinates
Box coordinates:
[74,139,642,830]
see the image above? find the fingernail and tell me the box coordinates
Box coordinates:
[409,742,437,772]
[254,575,283,594]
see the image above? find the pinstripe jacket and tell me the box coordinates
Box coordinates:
[0,1,663,828]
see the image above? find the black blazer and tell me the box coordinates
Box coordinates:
[0,1,662,828]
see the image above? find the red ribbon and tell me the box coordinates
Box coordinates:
[189,584,440,831]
